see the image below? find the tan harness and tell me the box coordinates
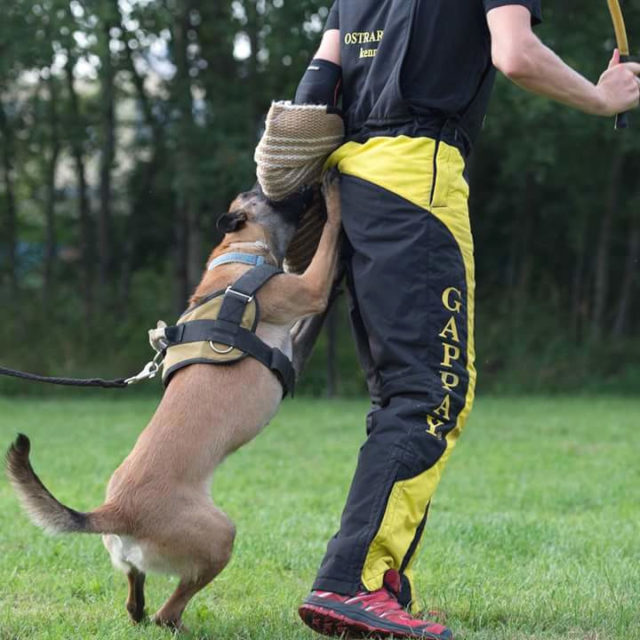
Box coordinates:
[154,264,295,396]
[162,291,259,380]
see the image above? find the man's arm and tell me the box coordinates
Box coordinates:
[487,5,640,116]
[258,172,342,324]
[315,29,341,66]
[294,29,342,106]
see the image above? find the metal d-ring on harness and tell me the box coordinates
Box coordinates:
[155,263,296,397]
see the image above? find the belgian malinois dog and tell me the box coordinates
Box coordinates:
[6,172,341,630]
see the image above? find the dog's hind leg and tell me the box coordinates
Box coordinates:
[126,567,146,624]
[152,505,235,630]
[102,534,147,623]
[153,573,215,631]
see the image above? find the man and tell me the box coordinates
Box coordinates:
[293,2,640,639]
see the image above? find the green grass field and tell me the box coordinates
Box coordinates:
[0,395,639,640]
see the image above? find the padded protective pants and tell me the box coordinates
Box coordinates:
[312,135,477,607]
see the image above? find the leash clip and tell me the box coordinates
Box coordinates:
[125,351,163,386]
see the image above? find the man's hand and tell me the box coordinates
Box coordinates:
[594,49,640,117]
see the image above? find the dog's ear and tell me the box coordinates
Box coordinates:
[217,210,248,234]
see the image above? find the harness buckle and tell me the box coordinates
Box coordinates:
[148,320,169,353]
[225,286,254,304]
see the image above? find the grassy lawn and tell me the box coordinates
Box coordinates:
[0,395,639,639]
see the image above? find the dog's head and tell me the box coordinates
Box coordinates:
[216,185,316,265]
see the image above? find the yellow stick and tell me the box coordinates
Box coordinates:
[606,0,631,129]
[607,0,630,56]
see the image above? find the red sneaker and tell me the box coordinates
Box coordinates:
[298,570,452,639]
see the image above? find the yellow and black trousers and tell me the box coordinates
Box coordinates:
[313,135,476,607]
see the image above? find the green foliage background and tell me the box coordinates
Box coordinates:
[0,0,639,395]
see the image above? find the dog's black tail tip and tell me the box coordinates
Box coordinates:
[12,433,31,455]
[6,433,124,536]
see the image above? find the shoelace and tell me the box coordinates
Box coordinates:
[348,589,417,621]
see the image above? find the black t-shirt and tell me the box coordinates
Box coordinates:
[324,0,542,153]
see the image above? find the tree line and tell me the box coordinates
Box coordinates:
[0,0,639,395]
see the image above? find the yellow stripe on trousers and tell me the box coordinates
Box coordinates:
[326,136,477,596]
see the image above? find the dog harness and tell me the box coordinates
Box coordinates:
[157,263,295,397]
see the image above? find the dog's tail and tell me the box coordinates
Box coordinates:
[6,434,125,535]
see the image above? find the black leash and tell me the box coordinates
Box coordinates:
[0,356,161,389]
[0,366,128,388]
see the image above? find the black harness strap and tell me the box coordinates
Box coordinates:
[224,326,295,395]
[164,320,295,395]
[164,264,296,397]
[218,264,282,324]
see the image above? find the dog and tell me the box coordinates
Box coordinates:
[5,171,341,630]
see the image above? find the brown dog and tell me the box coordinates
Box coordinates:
[5,172,341,630]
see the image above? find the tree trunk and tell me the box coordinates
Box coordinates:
[508,172,535,343]
[591,145,624,341]
[118,20,165,308]
[65,58,94,321]
[246,0,262,143]
[172,0,200,311]
[122,22,164,153]
[612,212,639,337]
[98,9,116,302]
[174,198,190,311]
[569,211,589,342]
[0,97,18,298]
[43,72,61,308]
[198,1,236,235]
